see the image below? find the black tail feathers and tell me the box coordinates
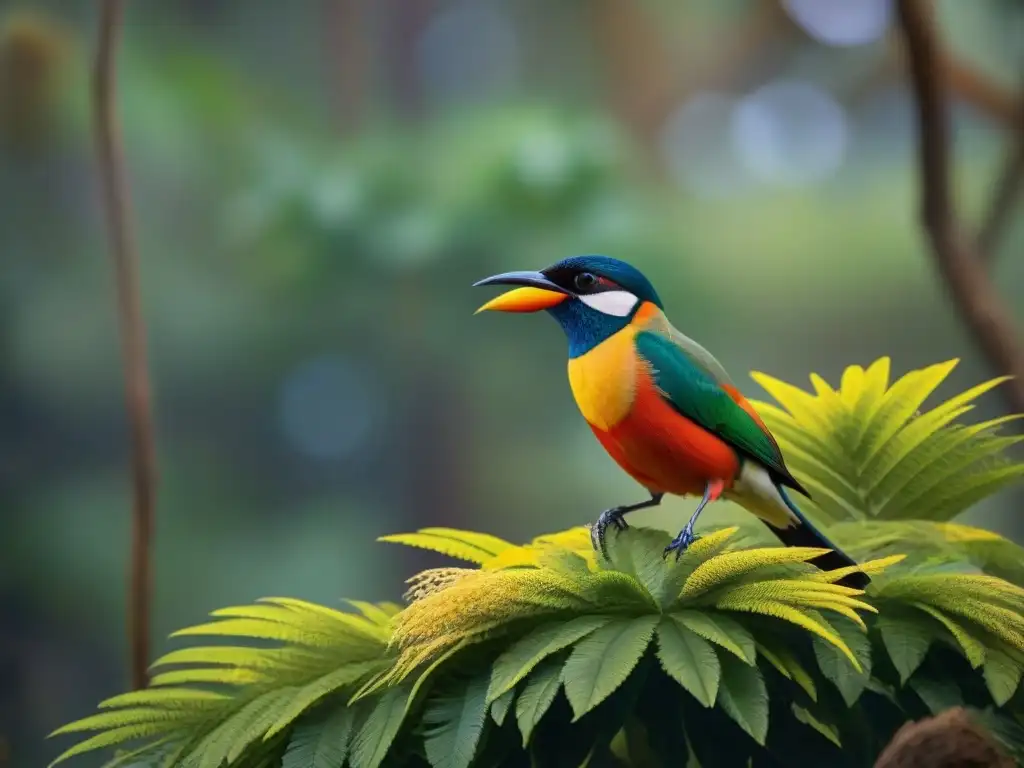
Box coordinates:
[769,521,869,590]
[770,487,869,590]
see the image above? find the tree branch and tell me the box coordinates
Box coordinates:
[92,0,157,691]
[849,44,1022,133]
[944,55,1023,132]
[895,0,1024,417]
[978,114,1024,261]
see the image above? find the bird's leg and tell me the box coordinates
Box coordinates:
[664,479,725,560]
[592,492,664,557]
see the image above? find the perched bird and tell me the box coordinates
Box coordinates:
[474,255,868,589]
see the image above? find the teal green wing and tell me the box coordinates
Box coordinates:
[634,330,804,493]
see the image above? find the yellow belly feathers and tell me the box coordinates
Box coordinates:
[566,327,638,431]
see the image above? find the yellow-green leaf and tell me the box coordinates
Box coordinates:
[515,656,564,746]
[423,674,489,768]
[562,616,658,720]
[791,704,841,747]
[715,652,768,745]
[674,611,756,665]
[983,648,1023,706]
[912,602,986,668]
[486,616,612,703]
[283,705,355,768]
[378,528,512,564]
[812,618,871,706]
[349,684,411,768]
[489,688,515,727]
[877,613,933,684]
[655,616,720,707]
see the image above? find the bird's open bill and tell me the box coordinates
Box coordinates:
[473,270,570,313]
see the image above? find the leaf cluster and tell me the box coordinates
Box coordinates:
[49,358,1024,766]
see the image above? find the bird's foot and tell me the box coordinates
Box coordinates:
[591,507,630,557]
[664,527,701,561]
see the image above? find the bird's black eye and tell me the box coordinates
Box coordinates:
[574,272,598,292]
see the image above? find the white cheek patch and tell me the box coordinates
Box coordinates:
[580,290,639,317]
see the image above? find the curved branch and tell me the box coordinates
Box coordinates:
[979,122,1024,262]
[895,0,1024,417]
[92,0,157,690]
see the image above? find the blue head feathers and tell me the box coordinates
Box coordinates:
[538,255,662,358]
[544,255,663,309]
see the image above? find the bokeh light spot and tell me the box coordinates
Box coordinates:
[514,126,573,190]
[279,356,383,462]
[417,2,520,105]
[731,80,849,186]
[308,169,364,229]
[661,92,752,199]
[783,0,892,47]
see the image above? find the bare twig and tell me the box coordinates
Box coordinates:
[978,123,1024,261]
[93,0,157,690]
[945,56,1023,131]
[895,0,1024,417]
[848,43,1022,133]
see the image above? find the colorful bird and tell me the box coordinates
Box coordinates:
[474,255,868,589]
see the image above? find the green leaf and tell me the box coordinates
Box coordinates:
[864,677,900,705]
[715,652,768,745]
[49,724,175,767]
[812,619,871,706]
[266,661,384,739]
[655,616,721,707]
[423,674,489,768]
[378,528,512,564]
[756,640,818,702]
[909,675,961,715]
[756,642,817,702]
[791,704,841,747]
[99,738,179,768]
[487,616,612,703]
[984,647,1023,706]
[283,705,355,768]
[602,527,675,604]
[912,602,987,668]
[184,689,292,768]
[751,360,1023,524]
[877,613,934,684]
[401,638,473,710]
[562,616,659,720]
[515,656,564,747]
[489,688,515,727]
[673,610,756,665]
[349,684,411,768]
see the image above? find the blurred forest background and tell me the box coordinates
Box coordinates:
[1,1,1022,765]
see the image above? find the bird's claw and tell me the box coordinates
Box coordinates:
[591,507,630,557]
[663,528,700,560]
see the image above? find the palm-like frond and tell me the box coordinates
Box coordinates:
[52,526,893,766]
[872,573,1024,696]
[371,526,889,741]
[750,358,1024,523]
[49,599,396,768]
[49,522,1024,768]
[49,358,1024,767]
[830,519,1024,585]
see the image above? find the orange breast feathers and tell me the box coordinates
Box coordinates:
[566,312,741,497]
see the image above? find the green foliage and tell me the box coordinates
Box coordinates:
[751,357,1024,524]
[50,360,1024,766]
[49,599,396,767]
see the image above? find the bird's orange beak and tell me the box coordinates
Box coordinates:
[473,270,570,314]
